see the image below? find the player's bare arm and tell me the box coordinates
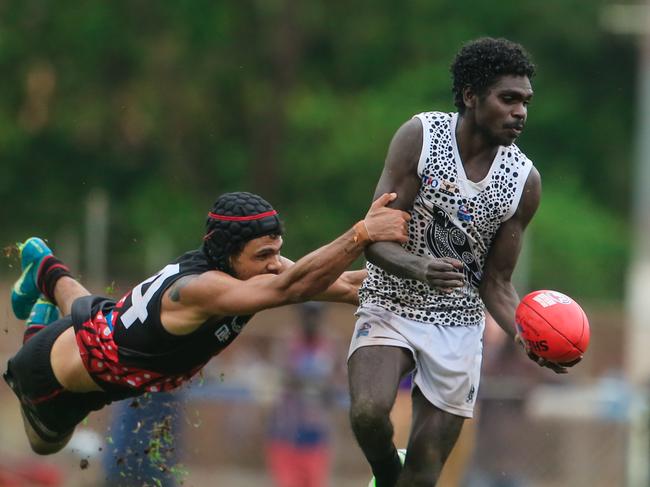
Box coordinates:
[162,193,409,331]
[276,257,366,305]
[365,118,465,288]
[313,269,367,305]
[479,166,541,337]
[479,168,571,374]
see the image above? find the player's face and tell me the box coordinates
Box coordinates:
[475,75,533,146]
[230,234,283,280]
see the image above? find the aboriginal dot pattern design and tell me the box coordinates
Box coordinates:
[360,111,533,326]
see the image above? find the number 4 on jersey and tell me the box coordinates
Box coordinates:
[120,264,180,329]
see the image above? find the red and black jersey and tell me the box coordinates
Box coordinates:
[72,249,252,398]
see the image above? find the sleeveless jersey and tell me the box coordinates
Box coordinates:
[359,111,533,326]
[73,249,252,397]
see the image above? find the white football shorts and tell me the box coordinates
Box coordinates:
[348,304,485,418]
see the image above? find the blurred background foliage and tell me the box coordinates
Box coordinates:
[0,0,636,300]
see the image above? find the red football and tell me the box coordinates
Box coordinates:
[515,290,590,363]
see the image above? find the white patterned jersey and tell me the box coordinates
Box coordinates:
[359,111,534,326]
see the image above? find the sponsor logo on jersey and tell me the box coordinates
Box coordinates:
[214,324,231,342]
[457,204,473,222]
[356,322,372,338]
[421,175,440,189]
[439,180,458,196]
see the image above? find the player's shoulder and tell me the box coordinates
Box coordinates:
[525,164,541,189]
[508,143,539,187]
[516,165,541,218]
[396,110,453,140]
[411,110,454,124]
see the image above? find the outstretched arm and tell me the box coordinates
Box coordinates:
[364,118,465,288]
[276,258,366,305]
[166,193,409,324]
[313,269,367,305]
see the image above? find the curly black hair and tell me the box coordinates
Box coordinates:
[451,37,535,113]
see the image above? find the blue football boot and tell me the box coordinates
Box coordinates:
[23,296,60,343]
[11,237,53,320]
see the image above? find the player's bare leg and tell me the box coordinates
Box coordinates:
[51,276,90,316]
[396,388,464,487]
[348,346,415,487]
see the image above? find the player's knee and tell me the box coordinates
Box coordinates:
[349,396,392,432]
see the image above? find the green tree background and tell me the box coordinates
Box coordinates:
[0,0,635,301]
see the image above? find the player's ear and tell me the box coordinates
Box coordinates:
[462,86,476,110]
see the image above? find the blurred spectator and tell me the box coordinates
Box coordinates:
[265,303,344,487]
[102,392,184,487]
